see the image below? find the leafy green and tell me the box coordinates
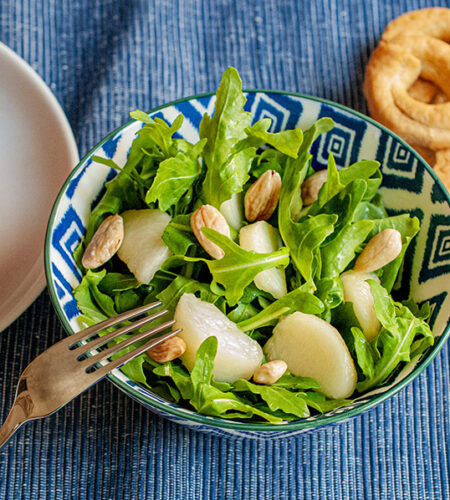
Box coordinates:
[189,337,283,422]
[155,274,221,317]
[153,361,194,400]
[200,68,254,207]
[273,372,320,390]
[185,228,290,305]
[355,280,434,392]
[244,119,303,158]
[316,154,344,207]
[161,214,198,256]
[233,379,310,418]
[74,269,117,322]
[370,214,420,291]
[237,285,324,331]
[84,166,142,243]
[98,272,141,293]
[278,118,336,280]
[145,142,206,211]
[320,219,374,277]
[133,114,184,157]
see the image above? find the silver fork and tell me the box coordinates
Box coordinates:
[0,301,179,448]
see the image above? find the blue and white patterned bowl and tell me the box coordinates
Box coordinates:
[45,91,450,439]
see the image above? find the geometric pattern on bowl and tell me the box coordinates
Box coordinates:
[45,92,450,439]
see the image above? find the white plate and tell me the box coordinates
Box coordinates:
[0,43,79,331]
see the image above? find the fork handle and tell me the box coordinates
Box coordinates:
[0,403,28,449]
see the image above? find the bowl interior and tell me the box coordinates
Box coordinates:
[45,91,450,437]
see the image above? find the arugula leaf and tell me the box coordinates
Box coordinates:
[316,154,344,206]
[119,353,151,387]
[189,337,283,422]
[350,327,376,380]
[200,67,254,207]
[145,142,206,211]
[355,280,434,392]
[114,290,142,313]
[315,276,344,320]
[237,285,324,331]
[278,119,336,280]
[153,361,194,400]
[84,168,142,243]
[203,147,256,208]
[155,274,221,317]
[233,379,310,418]
[369,215,420,292]
[186,228,290,305]
[320,219,374,277]
[301,392,353,413]
[306,158,381,213]
[161,214,198,255]
[250,148,285,178]
[74,269,117,322]
[353,193,388,221]
[98,272,141,293]
[134,114,184,157]
[272,372,320,390]
[227,302,260,323]
[244,119,303,158]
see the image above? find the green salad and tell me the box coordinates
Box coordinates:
[73,67,433,423]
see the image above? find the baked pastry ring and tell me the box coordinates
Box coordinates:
[364,35,450,150]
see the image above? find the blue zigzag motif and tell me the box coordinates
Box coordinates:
[51,205,85,280]
[67,159,91,199]
[375,135,424,193]
[420,291,448,331]
[52,263,80,320]
[419,213,450,283]
[310,104,366,169]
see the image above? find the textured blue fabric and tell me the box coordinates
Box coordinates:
[0,1,449,498]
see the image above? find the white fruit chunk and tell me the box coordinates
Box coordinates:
[264,312,357,399]
[117,209,171,284]
[239,221,287,299]
[174,293,263,383]
[340,271,381,341]
[220,192,244,231]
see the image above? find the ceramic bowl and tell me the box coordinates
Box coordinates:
[45,91,450,439]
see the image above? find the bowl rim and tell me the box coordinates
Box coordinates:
[45,89,450,433]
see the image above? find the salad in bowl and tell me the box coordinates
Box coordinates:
[68,67,436,425]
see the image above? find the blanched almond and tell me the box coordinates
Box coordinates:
[147,336,186,363]
[354,229,402,273]
[82,214,124,269]
[301,169,328,206]
[191,205,231,259]
[253,360,287,385]
[244,170,282,221]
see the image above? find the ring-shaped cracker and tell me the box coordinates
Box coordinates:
[364,36,450,150]
[382,7,450,42]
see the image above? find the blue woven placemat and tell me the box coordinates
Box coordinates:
[0,1,449,498]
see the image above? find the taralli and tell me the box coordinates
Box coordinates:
[407,78,447,104]
[364,8,450,191]
[381,8,450,42]
[364,36,450,150]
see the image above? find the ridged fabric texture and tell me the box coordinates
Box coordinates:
[0,1,448,498]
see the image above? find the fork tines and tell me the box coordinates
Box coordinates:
[68,301,181,376]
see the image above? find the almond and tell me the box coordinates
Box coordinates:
[353,228,402,273]
[82,214,124,269]
[190,205,231,259]
[147,336,186,363]
[253,360,287,385]
[244,170,282,222]
[301,169,328,206]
